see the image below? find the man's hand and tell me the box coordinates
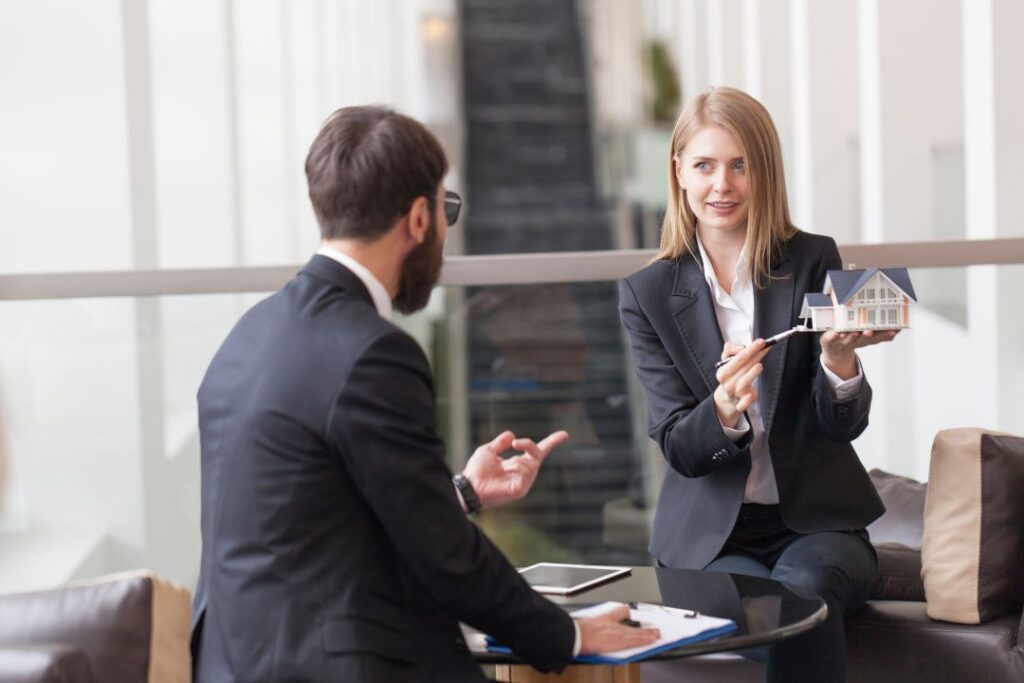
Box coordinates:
[820,329,899,379]
[462,430,569,509]
[577,604,660,654]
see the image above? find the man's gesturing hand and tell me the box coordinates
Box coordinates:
[462,430,569,509]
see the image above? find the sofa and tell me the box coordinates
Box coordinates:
[0,570,191,683]
[645,429,1024,683]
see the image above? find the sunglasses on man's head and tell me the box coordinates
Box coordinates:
[443,190,462,225]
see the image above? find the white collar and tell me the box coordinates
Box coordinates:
[316,246,393,319]
[695,236,749,292]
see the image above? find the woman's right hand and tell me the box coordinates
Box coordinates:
[713,339,770,428]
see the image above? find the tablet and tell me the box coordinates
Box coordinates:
[518,562,631,595]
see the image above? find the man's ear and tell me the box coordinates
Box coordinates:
[406,196,431,245]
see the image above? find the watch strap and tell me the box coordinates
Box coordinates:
[452,473,482,513]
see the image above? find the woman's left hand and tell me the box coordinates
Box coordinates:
[820,329,900,379]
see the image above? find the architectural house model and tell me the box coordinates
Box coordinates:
[799,267,916,331]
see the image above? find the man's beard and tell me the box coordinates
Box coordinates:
[393,212,444,315]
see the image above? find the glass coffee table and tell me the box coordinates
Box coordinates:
[474,566,827,683]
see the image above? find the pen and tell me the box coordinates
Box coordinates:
[713,325,809,369]
[619,618,642,628]
[629,601,701,619]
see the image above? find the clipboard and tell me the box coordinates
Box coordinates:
[485,601,737,664]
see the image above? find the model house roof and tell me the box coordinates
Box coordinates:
[803,293,832,308]
[826,268,917,304]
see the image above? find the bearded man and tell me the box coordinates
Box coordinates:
[190,106,656,683]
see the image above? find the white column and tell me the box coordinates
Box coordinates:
[745,0,794,211]
[149,0,238,267]
[789,0,859,241]
[232,0,291,264]
[857,0,883,244]
[678,0,708,100]
[588,0,645,128]
[741,0,762,98]
[706,0,745,87]
[282,0,323,259]
[849,0,889,474]
[748,0,791,129]
[964,0,1024,435]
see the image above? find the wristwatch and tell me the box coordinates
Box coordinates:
[452,473,482,513]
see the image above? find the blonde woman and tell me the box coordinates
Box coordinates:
[619,87,897,682]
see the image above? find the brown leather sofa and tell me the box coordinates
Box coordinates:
[844,468,1024,682]
[0,571,191,683]
[643,467,1024,682]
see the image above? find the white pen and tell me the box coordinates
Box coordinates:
[713,325,810,369]
[629,601,701,619]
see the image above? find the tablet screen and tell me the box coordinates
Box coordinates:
[518,563,631,595]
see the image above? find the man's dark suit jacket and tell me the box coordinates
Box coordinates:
[191,255,574,682]
[618,231,884,570]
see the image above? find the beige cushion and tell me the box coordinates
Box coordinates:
[0,570,191,682]
[921,428,1024,623]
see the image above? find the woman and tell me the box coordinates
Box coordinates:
[619,87,896,682]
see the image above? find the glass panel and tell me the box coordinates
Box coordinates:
[409,283,659,566]
[1,264,1021,590]
[0,293,253,592]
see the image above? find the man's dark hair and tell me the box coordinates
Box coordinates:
[305,106,448,241]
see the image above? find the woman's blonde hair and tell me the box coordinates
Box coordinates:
[655,87,798,287]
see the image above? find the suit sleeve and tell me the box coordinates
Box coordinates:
[325,331,574,672]
[808,238,873,442]
[619,278,752,477]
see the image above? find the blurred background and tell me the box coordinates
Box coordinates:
[1,0,1022,591]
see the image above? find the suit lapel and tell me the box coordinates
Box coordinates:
[670,254,725,395]
[753,250,794,434]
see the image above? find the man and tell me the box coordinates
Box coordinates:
[191,106,658,682]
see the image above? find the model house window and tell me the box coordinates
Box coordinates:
[867,309,877,325]
[866,288,876,300]
[848,310,855,322]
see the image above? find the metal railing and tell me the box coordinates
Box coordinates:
[0,237,1022,301]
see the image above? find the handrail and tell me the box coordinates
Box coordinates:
[0,237,1022,301]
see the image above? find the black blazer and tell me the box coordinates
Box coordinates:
[619,231,884,570]
[191,255,574,682]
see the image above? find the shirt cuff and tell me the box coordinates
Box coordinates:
[719,414,750,441]
[454,484,469,514]
[572,621,581,657]
[820,355,864,400]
